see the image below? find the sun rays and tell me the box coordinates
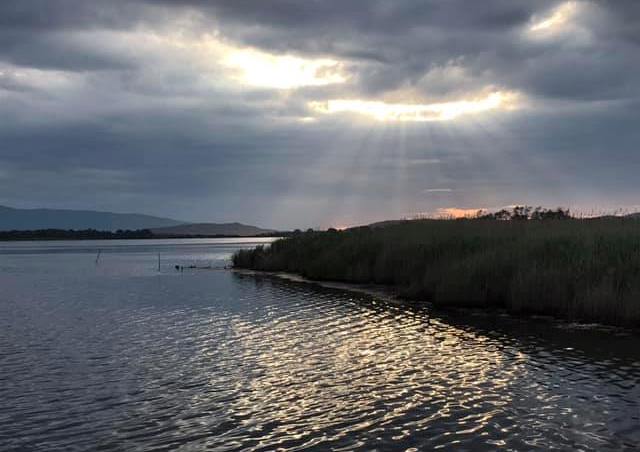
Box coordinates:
[152,15,557,226]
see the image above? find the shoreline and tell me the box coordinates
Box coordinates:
[232,268,636,335]
[232,220,640,328]
[232,268,403,305]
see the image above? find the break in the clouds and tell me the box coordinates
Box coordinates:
[1,1,639,228]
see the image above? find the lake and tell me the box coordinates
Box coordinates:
[2,238,640,450]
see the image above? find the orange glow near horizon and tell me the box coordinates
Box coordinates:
[434,208,485,219]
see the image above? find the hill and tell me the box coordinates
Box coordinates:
[0,205,184,231]
[152,222,274,237]
[366,219,406,229]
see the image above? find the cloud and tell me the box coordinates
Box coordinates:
[309,91,520,122]
[529,1,579,32]
[1,1,640,228]
[423,189,454,193]
[224,49,347,89]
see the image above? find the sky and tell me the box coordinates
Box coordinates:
[1,0,639,228]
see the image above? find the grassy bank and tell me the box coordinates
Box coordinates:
[233,217,640,326]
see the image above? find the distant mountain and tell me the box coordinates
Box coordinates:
[152,222,274,237]
[0,205,184,231]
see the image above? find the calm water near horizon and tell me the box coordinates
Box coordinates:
[2,238,640,450]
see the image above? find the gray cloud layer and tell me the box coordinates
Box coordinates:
[1,0,639,227]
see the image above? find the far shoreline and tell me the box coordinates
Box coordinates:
[0,232,284,242]
[0,235,275,241]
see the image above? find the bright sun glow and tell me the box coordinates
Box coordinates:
[224,49,347,89]
[309,91,518,122]
[530,1,577,32]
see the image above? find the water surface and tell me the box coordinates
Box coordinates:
[2,238,640,450]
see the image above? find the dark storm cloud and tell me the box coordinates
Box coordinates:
[0,1,133,31]
[152,0,560,97]
[0,30,135,71]
[153,0,550,32]
[141,0,640,103]
[1,0,640,227]
[0,1,177,71]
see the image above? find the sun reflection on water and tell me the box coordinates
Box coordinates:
[220,284,533,449]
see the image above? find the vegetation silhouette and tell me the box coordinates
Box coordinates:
[234,207,640,326]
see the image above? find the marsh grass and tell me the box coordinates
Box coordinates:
[233,218,640,325]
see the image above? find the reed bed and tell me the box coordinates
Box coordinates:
[233,217,640,325]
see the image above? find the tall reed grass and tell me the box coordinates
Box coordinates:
[233,218,640,325]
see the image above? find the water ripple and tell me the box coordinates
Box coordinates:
[3,242,640,450]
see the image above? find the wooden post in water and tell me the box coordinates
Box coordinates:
[95,250,101,265]
[158,253,161,272]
